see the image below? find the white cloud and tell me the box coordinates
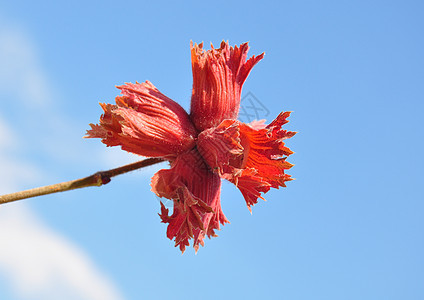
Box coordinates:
[0,20,125,300]
[0,26,52,107]
[0,204,124,300]
[0,23,136,170]
[0,115,41,193]
[0,117,16,148]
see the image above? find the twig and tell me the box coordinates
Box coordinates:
[0,158,164,205]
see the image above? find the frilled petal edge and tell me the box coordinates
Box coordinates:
[190,41,264,131]
[197,112,296,211]
[151,149,229,253]
[86,81,197,158]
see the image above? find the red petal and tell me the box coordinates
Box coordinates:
[190,41,264,131]
[197,119,243,174]
[197,112,295,210]
[222,168,271,212]
[86,81,197,158]
[151,149,229,253]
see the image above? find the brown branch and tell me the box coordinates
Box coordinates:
[0,158,164,205]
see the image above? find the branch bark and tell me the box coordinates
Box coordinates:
[0,158,164,205]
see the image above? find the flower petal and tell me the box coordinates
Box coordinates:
[190,41,264,131]
[197,119,244,175]
[86,81,197,158]
[151,149,229,253]
[197,112,295,210]
[221,168,271,212]
[236,112,296,188]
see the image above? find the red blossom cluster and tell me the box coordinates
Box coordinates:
[86,41,295,253]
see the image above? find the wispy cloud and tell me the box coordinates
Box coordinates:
[0,20,125,300]
[0,25,53,107]
[0,23,143,173]
[0,204,124,300]
[0,115,41,193]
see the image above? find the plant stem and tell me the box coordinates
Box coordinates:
[0,158,164,205]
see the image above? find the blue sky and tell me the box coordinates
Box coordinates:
[0,0,423,299]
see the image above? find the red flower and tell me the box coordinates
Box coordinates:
[86,41,295,253]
